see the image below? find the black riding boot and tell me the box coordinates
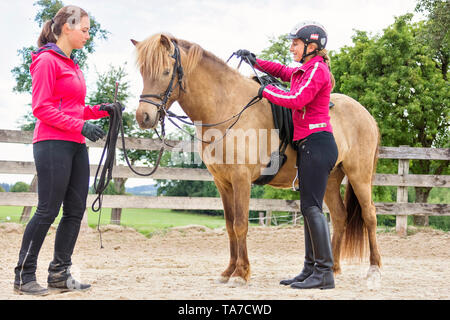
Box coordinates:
[291,206,335,289]
[279,218,314,285]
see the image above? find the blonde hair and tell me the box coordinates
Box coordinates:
[135,34,204,78]
[317,49,335,90]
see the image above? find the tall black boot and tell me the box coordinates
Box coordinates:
[280,218,314,285]
[291,206,335,289]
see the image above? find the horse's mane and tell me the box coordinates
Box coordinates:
[135,33,240,79]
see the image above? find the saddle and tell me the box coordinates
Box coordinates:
[252,75,334,186]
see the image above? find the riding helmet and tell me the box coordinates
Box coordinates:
[287,21,328,50]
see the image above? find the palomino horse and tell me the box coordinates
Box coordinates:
[132,33,382,285]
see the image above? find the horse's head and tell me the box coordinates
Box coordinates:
[132,34,184,129]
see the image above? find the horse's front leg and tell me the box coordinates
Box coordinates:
[229,176,252,285]
[214,178,237,283]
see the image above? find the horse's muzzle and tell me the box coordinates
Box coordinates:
[136,107,160,129]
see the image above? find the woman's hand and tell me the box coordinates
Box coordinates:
[234,49,256,66]
[81,122,105,142]
[99,102,124,115]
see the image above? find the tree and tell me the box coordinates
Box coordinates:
[10,182,30,193]
[259,34,293,66]
[415,0,449,80]
[330,14,449,225]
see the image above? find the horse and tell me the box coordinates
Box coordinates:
[131,33,382,286]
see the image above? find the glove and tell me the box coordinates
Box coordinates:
[81,122,105,142]
[99,102,124,115]
[235,49,256,66]
[258,84,268,99]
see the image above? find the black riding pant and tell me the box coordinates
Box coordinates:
[14,140,89,285]
[296,131,338,213]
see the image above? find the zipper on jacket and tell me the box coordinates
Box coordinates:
[302,106,306,119]
[59,99,62,110]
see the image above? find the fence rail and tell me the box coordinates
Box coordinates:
[0,129,448,236]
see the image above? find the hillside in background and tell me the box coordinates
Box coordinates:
[126,184,158,196]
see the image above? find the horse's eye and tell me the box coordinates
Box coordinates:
[163,69,170,76]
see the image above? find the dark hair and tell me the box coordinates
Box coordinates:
[37,5,89,47]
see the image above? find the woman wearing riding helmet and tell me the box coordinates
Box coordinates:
[236,21,338,289]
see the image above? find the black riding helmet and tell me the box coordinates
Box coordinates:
[287,21,328,63]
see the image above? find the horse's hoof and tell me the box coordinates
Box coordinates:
[366,265,381,290]
[216,276,229,284]
[228,276,248,287]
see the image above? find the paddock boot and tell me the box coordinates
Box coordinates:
[47,266,91,293]
[291,206,335,290]
[280,219,314,285]
[14,281,49,296]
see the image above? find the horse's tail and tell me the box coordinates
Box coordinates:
[341,182,368,261]
[342,127,380,261]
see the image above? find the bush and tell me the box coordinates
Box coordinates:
[10,182,30,192]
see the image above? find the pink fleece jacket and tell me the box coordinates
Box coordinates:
[256,55,333,141]
[30,44,109,144]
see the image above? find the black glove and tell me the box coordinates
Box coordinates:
[235,49,257,66]
[99,102,124,115]
[81,122,105,142]
[258,84,268,99]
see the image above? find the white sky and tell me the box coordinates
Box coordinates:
[0,0,421,186]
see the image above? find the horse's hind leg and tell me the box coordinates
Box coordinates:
[214,178,237,283]
[324,165,347,275]
[346,170,382,284]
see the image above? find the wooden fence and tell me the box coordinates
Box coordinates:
[0,129,449,236]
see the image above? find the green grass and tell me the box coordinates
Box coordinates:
[0,206,228,237]
[87,208,228,237]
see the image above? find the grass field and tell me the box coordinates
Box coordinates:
[0,206,230,237]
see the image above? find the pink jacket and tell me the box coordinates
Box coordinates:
[30,43,109,144]
[256,55,333,140]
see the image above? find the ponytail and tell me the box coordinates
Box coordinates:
[317,49,335,90]
[37,5,88,47]
[37,19,58,47]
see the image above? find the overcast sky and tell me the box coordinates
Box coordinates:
[0,0,422,186]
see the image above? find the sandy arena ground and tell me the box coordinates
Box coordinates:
[1,222,449,300]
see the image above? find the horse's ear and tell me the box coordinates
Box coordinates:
[131,39,139,46]
[159,34,172,50]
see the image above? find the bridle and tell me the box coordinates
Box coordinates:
[139,39,185,121]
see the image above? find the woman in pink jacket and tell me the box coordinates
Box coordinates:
[14,5,119,295]
[236,21,338,290]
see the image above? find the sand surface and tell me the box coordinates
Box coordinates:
[1,223,449,300]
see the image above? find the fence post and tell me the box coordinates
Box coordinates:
[258,212,265,226]
[265,211,272,226]
[20,174,38,223]
[110,177,125,225]
[292,212,298,226]
[396,148,409,236]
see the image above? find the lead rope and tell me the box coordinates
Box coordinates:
[91,82,120,248]
[92,83,167,248]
